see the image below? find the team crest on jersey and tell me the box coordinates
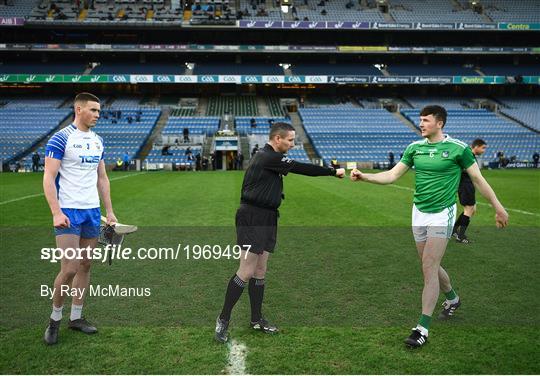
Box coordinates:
[95,142,101,150]
[442,151,449,158]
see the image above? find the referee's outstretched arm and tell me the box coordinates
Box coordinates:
[265,154,345,177]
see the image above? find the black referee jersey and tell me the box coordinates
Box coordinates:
[460,155,478,183]
[240,143,336,210]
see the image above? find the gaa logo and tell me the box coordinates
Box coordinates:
[112,75,127,82]
[288,76,302,83]
[244,76,259,83]
[201,76,216,83]
[156,75,172,82]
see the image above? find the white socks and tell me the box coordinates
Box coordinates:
[70,304,83,321]
[447,296,460,305]
[50,305,63,321]
[50,304,84,321]
[416,325,429,337]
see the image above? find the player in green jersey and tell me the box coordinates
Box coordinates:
[351,105,508,348]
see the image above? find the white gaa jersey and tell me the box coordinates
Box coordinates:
[45,124,104,209]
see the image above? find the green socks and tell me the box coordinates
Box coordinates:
[445,288,458,301]
[418,314,432,330]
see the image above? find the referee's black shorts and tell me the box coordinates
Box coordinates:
[236,204,278,254]
[458,178,476,206]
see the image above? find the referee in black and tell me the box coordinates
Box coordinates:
[215,122,345,343]
[453,138,487,243]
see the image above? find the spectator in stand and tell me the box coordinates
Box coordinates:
[251,144,259,157]
[388,151,395,170]
[236,152,244,170]
[32,151,41,172]
[533,152,539,168]
[122,151,130,171]
[195,153,202,171]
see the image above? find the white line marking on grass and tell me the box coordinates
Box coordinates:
[226,339,247,375]
[0,172,147,206]
[475,202,540,217]
[0,193,44,206]
[109,172,147,181]
[388,184,540,217]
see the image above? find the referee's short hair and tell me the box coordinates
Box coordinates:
[74,92,100,106]
[471,138,487,148]
[269,122,295,139]
[420,105,447,127]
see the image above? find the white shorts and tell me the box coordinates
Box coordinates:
[411,204,456,243]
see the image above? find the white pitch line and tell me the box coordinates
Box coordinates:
[226,339,247,375]
[0,192,44,206]
[387,184,540,217]
[0,172,147,206]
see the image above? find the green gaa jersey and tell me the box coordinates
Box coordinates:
[400,135,476,213]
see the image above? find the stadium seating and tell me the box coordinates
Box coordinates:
[481,0,540,23]
[170,108,196,116]
[300,105,418,163]
[1,96,66,109]
[238,0,281,20]
[286,147,311,163]
[29,0,182,22]
[498,98,540,132]
[190,0,236,25]
[479,65,540,76]
[235,117,288,135]
[387,64,479,76]
[0,62,86,74]
[267,97,286,117]
[207,96,258,116]
[193,62,284,75]
[293,1,385,22]
[162,116,220,136]
[401,109,540,161]
[91,62,186,75]
[107,97,145,108]
[389,0,484,23]
[145,145,202,164]
[0,0,38,18]
[92,108,161,163]
[291,63,383,76]
[0,108,72,163]
[405,96,474,109]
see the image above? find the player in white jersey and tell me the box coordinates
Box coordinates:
[43,93,117,345]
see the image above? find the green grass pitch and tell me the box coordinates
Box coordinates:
[0,169,539,374]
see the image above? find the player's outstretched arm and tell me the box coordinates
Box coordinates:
[43,157,70,228]
[97,160,117,225]
[466,163,509,228]
[350,162,409,185]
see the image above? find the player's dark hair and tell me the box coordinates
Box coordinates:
[269,122,295,139]
[420,105,447,127]
[471,138,487,148]
[74,92,100,105]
